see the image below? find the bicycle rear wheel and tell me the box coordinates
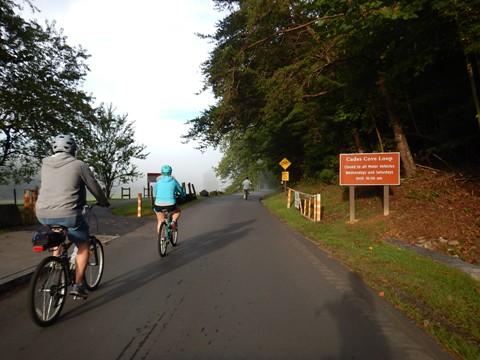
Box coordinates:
[28,256,68,327]
[158,222,167,257]
[171,225,178,247]
[84,236,104,290]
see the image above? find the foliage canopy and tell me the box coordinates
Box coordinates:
[1,0,148,195]
[185,0,480,187]
[79,104,149,199]
[0,0,94,184]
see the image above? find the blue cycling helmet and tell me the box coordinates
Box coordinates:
[161,165,172,175]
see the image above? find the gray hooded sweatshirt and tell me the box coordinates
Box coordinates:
[35,152,109,219]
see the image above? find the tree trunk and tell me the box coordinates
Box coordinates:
[353,131,363,153]
[372,115,384,152]
[378,74,417,178]
[464,53,480,131]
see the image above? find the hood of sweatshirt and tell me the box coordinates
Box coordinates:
[159,175,175,183]
[42,152,77,168]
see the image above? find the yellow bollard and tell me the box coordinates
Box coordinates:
[137,193,142,218]
[287,189,291,208]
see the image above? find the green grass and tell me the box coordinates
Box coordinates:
[110,196,206,218]
[263,188,480,360]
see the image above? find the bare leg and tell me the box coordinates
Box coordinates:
[172,211,181,222]
[156,212,166,233]
[75,241,89,284]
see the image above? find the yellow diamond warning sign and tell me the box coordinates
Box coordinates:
[279,158,291,170]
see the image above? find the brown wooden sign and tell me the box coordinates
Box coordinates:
[147,172,161,183]
[339,152,400,186]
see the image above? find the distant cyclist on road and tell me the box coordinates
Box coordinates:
[153,165,185,234]
[242,177,252,199]
[35,134,110,299]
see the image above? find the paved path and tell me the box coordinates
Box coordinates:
[0,199,153,294]
[1,198,479,296]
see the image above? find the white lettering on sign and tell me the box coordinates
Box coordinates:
[345,156,395,162]
[339,152,400,186]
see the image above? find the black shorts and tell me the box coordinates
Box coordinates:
[153,204,178,213]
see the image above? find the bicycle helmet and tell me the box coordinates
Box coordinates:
[52,134,77,154]
[161,165,172,175]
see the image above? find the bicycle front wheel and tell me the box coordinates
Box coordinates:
[158,222,167,257]
[84,236,104,291]
[28,256,68,327]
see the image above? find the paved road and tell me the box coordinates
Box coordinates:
[0,192,456,360]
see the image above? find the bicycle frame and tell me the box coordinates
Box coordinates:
[158,210,178,257]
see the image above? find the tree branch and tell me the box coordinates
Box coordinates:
[245,14,344,50]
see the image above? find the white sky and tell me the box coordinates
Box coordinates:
[21,0,226,195]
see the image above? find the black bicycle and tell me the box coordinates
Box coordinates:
[158,210,178,257]
[27,205,104,327]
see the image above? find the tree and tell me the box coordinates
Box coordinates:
[188,0,480,184]
[0,0,94,184]
[79,103,148,199]
[433,0,480,129]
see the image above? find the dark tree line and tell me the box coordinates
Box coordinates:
[184,0,480,189]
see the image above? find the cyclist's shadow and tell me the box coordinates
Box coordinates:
[60,219,255,321]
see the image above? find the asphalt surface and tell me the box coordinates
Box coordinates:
[0,192,459,360]
[0,198,152,294]
[2,194,479,298]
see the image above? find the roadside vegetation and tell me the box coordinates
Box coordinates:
[110,196,206,218]
[185,0,480,192]
[262,183,480,360]
[1,1,148,192]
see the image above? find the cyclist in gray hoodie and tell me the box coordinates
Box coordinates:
[36,134,110,298]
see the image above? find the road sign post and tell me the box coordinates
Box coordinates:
[279,158,291,191]
[339,152,400,222]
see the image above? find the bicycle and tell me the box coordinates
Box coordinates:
[27,205,104,327]
[243,189,249,200]
[158,210,178,257]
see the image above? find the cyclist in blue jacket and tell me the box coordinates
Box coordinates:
[153,165,185,233]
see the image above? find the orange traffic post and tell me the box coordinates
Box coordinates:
[137,193,142,218]
[287,189,291,208]
[314,194,321,221]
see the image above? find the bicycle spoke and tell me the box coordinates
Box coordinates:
[29,257,67,326]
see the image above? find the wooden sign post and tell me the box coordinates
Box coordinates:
[339,153,400,222]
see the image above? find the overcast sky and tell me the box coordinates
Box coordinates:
[22,0,226,195]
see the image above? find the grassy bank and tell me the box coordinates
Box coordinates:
[110,196,205,218]
[262,186,480,360]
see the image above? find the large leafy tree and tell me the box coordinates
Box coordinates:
[79,103,148,199]
[0,0,94,184]
[187,0,479,184]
